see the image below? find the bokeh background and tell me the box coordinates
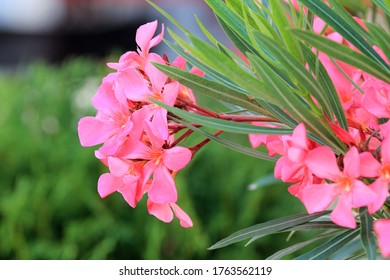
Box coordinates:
[0,0,309,259]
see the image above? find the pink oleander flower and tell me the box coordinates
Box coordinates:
[274,123,314,183]
[123,120,192,204]
[302,146,377,228]
[359,136,390,213]
[374,219,390,257]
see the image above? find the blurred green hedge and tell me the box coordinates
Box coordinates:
[0,57,308,260]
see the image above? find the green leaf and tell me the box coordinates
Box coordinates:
[154,100,292,135]
[286,221,343,231]
[146,0,189,35]
[366,22,390,62]
[298,0,390,72]
[171,117,277,161]
[294,229,360,260]
[248,53,346,154]
[301,44,348,130]
[266,232,337,260]
[268,0,304,61]
[373,0,390,17]
[254,33,337,124]
[293,30,390,83]
[153,63,268,116]
[209,211,330,250]
[359,207,377,260]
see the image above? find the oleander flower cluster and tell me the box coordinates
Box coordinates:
[249,8,390,257]
[78,21,203,228]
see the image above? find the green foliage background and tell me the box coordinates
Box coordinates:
[0,57,308,260]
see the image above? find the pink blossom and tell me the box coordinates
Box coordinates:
[274,123,313,183]
[302,146,377,228]
[361,78,390,118]
[78,73,134,155]
[374,219,390,257]
[124,120,192,204]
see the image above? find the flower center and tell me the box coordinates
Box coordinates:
[380,164,390,181]
[339,176,353,192]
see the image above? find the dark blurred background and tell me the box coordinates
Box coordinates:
[0,0,309,260]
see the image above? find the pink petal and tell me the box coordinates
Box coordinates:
[368,178,389,214]
[136,21,164,57]
[349,179,377,208]
[301,183,339,213]
[343,146,360,178]
[162,82,180,106]
[115,68,150,102]
[148,166,177,204]
[108,157,129,177]
[118,174,140,208]
[78,117,111,147]
[147,200,174,223]
[97,173,123,198]
[374,219,390,257]
[145,54,168,93]
[151,108,169,141]
[163,146,192,172]
[287,147,306,164]
[249,134,268,149]
[170,203,193,228]
[92,73,120,113]
[331,196,356,228]
[305,146,342,181]
[362,87,390,118]
[143,119,165,149]
[359,152,381,177]
[381,137,390,164]
[291,123,308,150]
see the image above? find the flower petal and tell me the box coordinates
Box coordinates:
[148,166,177,204]
[368,178,389,214]
[163,146,192,172]
[349,179,377,208]
[147,200,174,223]
[381,137,390,164]
[170,203,193,228]
[331,196,356,228]
[343,146,360,178]
[305,146,341,181]
[301,183,338,213]
[374,219,390,257]
[97,173,123,198]
[118,174,140,208]
[78,117,111,147]
[359,152,381,177]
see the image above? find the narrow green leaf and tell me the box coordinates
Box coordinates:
[366,22,390,62]
[146,0,189,34]
[248,53,346,154]
[195,15,218,46]
[294,229,360,260]
[269,0,304,61]
[293,30,390,83]
[255,33,336,123]
[359,207,377,260]
[154,100,292,135]
[301,44,348,130]
[209,211,330,250]
[373,0,390,17]
[286,221,343,231]
[153,63,268,116]
[266,232,337,260]
[171,117,277,161]
[298,0,390,72]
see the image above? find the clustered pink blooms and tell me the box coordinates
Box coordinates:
[78,21,202,228]
[249,12,390,257]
